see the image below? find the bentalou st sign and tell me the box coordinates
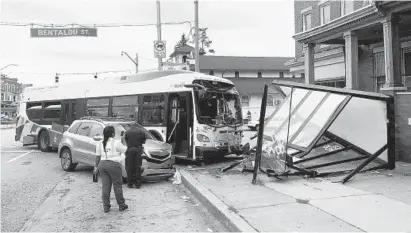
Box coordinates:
[30,28,98,37]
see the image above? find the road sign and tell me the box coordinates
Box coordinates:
[30,28,98,38]
[154,40,166,58]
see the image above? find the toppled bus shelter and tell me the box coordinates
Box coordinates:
[249,80,395,184]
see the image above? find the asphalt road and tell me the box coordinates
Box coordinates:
[1,128,227,232]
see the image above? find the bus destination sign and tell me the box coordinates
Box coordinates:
[30,28,98,38]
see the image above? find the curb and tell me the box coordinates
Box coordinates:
[179,169,257,232]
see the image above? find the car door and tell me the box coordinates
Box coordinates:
[85,123,104,163]
[72,122,93,164]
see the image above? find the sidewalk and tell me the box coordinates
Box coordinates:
[179,161,411,232]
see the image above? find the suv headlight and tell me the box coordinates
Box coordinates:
[197,134,210,142]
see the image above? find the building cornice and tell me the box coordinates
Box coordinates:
[293,4,381,44]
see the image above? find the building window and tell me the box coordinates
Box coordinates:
[315,79,346,88]
[241,95,249,107]
[302,13,312,31]
[209,70,214,76]
[234,71,240,78]
[320,3,331,25]
[301,73,305,79]
[279,72,284,78]
[341,0,354,15]
[292,74,295,79]
[257,71,262,78]
[266,95,274,106]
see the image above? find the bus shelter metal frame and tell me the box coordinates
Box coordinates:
[250,81,395,185]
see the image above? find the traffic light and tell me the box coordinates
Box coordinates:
[94,73,98,79]
[55,74,59,83]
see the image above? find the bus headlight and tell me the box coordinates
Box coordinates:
[197,134,210,142]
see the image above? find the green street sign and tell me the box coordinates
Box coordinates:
[30,28,97,38]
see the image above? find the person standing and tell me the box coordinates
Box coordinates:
[94,126,128,213]
[124,124,147,189]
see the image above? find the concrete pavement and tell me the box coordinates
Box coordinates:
[179,161,411,232]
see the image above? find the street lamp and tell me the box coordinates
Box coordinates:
[121,51,138,73]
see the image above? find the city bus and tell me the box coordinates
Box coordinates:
[15,70,245,161]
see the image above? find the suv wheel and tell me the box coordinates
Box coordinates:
[61,148,77,172]
[38,130,51,152]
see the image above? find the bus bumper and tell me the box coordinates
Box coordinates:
[195,145,244,160]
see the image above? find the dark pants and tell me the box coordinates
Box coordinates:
[125,147,143,186]
[98,160,126,210]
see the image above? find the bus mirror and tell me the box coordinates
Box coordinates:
[93,135,103,141]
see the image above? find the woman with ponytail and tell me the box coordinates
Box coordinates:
[94,125,128,213]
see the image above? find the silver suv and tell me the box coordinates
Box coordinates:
[58,117,175,182]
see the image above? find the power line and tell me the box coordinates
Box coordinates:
[12,67,159,76]
[0,21,193,28]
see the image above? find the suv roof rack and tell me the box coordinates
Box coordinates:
[79,116,135,122]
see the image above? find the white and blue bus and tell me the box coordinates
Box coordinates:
[15,70,245,161]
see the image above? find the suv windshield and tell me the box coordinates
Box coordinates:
[107,123,154,140]
[193,80,242,126]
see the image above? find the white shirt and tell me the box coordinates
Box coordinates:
[96,137,127,163]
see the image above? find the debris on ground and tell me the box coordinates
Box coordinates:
[170,169,182,185]
[207,228,213,232]
[193,203,200,207]
[180,195,190,201]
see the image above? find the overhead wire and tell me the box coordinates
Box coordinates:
[0,21,193,28]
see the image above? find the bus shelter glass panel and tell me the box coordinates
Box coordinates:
[257,82,393,179]
[291,93,346,148]
[275,91,328,143]
[328,97,388,161]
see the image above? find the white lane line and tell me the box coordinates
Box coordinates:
[6,150,34,163]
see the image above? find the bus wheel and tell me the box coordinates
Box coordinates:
[38,130,51,152]
[61,148,77,172]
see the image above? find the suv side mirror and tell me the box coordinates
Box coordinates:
[93,135,103,141]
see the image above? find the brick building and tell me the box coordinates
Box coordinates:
[286,0,411,162]
[1,75,32,119]
[164,45,304,122]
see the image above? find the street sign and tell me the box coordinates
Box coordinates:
[154,40,166,58]
[30,28,98,38]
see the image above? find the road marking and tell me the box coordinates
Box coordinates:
[6,150,34,163]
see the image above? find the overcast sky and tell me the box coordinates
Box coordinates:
[0,0,295,86]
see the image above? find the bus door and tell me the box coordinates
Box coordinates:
[167,93,190,156]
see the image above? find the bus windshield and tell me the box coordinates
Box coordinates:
[194,81,242,126]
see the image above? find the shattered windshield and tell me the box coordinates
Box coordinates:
[193,80,242,126]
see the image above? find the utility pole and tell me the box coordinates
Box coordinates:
[135,53,139,73]
[156,0,162,70]
[194,0,200,72]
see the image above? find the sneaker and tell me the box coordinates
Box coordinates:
[119,204,128,211]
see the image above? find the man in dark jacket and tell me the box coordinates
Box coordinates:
[124,124,147,189]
